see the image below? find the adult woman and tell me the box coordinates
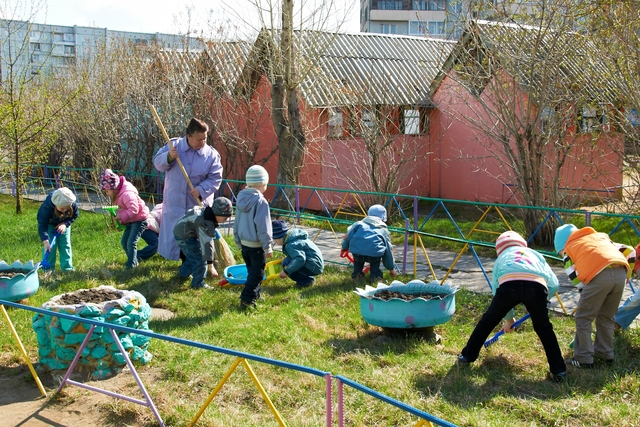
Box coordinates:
[153,118,223,261]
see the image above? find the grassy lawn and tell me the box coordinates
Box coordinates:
[1,194,639,426]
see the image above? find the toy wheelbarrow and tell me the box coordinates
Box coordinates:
[218,259,283,288]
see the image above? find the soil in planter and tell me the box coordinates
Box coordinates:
[0,269,33,278]
[373,290,445,301]
[58,288,123,305]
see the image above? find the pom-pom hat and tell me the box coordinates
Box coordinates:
[554,224,578,254]
[245,165,269,185]
[495,231,527,256]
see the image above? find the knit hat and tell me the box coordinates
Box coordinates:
[554,224,578,254]
[272,220,289,239]
[367,204,387,222]
[245,165,269,185]
[203,206,215,222]
[99,169,119,191]
[495,231,527,256]
[212,197,233,217]
[51,187,76,208]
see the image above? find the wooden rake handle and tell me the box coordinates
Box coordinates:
[149,104,202,207]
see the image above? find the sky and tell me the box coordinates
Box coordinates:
[32,0,361,38]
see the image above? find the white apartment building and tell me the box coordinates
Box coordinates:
[0,19,202,82]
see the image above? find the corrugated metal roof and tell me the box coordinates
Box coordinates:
[471,20,619,102]
[293,31,456,108]
[203,41,252,95]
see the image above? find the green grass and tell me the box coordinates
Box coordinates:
[1,194,639,426]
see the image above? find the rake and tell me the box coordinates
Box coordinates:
[40,231,61,270]
[483,313,531,348]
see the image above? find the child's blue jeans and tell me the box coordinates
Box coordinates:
[282,257,315,287]
[176,237,207,289]
[137,229,158,261]
[121,219,148,269]
[614,289,640,330]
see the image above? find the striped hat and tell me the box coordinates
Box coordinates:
[495,231,527,256]
[245,165,269,185]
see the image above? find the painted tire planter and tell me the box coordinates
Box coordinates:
[32,285,153,379]
[0,260,40,302]
[354,280,458,330]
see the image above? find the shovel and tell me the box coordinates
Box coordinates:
[40,231,61,270]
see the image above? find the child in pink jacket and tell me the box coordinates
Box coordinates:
[100,169,157,268]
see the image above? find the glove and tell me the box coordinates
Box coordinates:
[340,249,349,258]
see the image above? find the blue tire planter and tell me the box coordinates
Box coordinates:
[354,280,458,336]
[0,260,41,302]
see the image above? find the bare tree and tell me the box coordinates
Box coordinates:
[0,0,82,213]
[435,3,624,244]
[221,0,354,207]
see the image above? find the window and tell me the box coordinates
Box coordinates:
[410,20,444,35]
[403,109,420,134]
[64,45,75,54]
[414,1,428,10]
[64,33,74,42]
[428,0,445,10]
[409,21,428,35]
[380,24,397,34]
[447,0,463,13]
[53,33,63,42]
[328,108,343,138]
[578,104,607,133]
[378,1,402,10]
[31,42,41,52]
[31,54,41,63]
[428,21,445,35]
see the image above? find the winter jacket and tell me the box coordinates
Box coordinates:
[281,228,324,275]
[491,245,560,321]
[562,227,634,289]
[341,216,395,270]
[233,187,273,254]
[153,135,223,260]
[37,191,79,242]
[173,206,217,262]
[112,176,149,224]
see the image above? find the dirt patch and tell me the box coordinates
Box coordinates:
[0,269,33,278]
[373,290,444,301]
[0,362,152,427]
[57,288,122,305]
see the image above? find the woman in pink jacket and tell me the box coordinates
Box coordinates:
[100,169,157,269]
[153,118,223,262]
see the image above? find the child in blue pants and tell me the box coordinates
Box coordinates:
[272,220,324,288]
[173,197,233,289]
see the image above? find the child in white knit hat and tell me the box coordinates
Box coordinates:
[458,231,567,383]
[36,187,79,271]
[233,165,273,310]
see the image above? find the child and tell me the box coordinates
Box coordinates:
[233,165,273,310]
[173,197,233,289]
[613,242,640,332]
[341,204,397,282]
[37,187,79,271]
[99,169,156,269]
[554,224,634,368]
[272,220,324,288]
[457,231,567,382]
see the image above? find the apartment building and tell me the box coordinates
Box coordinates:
[360,0,465,38]
[0,19,202,82]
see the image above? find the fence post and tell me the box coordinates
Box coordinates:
[585,211,591,227]
[325,373,332,427]
[296,186,300,224]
